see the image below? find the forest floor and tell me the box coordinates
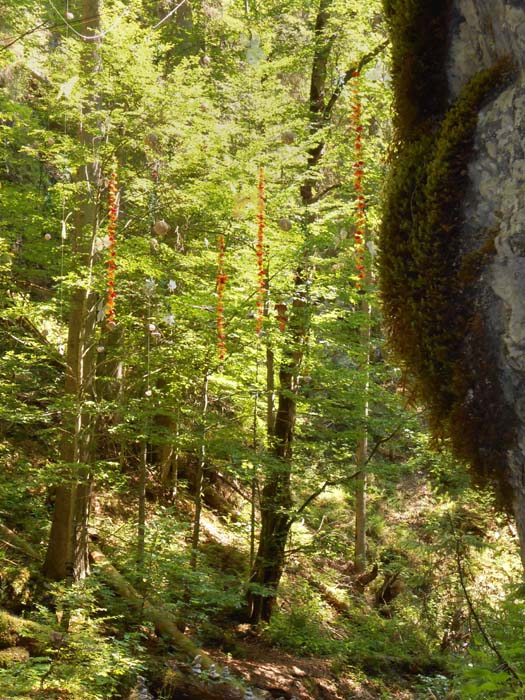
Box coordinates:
[210,635,416,700]
[0,437,521,700]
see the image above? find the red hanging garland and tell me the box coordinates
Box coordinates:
[255,167,266,335]
[351,71,366,287]
[106,169,118,329]
[217,233,227,361]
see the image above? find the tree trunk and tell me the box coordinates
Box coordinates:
[137,442,147,573]
[159,410,178,500]
[43,268,99,581]
[266,346,275,437]
[354,440,368,575]
[190,371,209,570]
[247,0,335,623]
[43,0,101,582]
[246,1,387,621]
[354,290,371,575]
[247,355,297,622]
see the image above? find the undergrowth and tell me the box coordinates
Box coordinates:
[0,580,145,700]
[0,429,523,699]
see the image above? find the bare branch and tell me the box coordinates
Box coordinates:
[293,471,360,520]
[363,419,405,468]
[323,40,389,121]
[453,525,523,686]
[310,182,341,203]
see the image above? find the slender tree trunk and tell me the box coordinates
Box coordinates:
[190,371,209,570]
[354,220,373,575]
[266,346,275,436]
[246,0,332,624]
[246,0,386,622]
[250,301,275,571]
[354,292,371,574]
[137,442,147,573]
[43,0,101,582]
[354,442,368,575]
[250,360,260,571]
[97,325,124,461]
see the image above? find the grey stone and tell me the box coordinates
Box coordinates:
[449,0,525,566]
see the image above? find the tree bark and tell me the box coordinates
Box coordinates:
[247,352,297,621]
[354,293,371,575]
[246,0,333,624]
[43,0,101,582]
[190,371,209,570]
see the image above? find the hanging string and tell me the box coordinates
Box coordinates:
[105,168,118,329]
[255,167,266,335]
[151,0,190,30]
[250,345,259,569]
[145,299,152,397]
[351,70,366,288]
[46,0,189,41]
[47,0,130,40]
[216,233,227,361]
[150,160,160,222]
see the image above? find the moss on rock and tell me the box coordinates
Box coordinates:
[380,0,516,495]
[0,645,30,668]
[383,0,453,140]
[0,609,53,653]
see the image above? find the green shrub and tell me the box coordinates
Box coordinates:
[0,580,145,700]
[451,584,525,699]
[264,580,343,657]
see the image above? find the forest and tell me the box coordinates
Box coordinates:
[1,0,525,698]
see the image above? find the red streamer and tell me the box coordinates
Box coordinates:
[217,233,227,361]
[255,167,266,335]
[351,71,366,287]
[106,170,118,328]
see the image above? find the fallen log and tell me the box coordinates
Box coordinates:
[91,549,249,696]
[90,548,205,662]
[0,609,59,653]
[0,523,40,560]
[304,574,355,619]
[0,527,230,678]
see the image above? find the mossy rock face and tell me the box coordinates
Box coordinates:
[380,0,517,500]
[382,0,453,140]
[0,609,52,653]
[0,610,21,648]
[381,60,514,411]
[0,645,30,667]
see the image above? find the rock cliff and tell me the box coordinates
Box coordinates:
[380,0,525,565]
[450,0,525,565]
